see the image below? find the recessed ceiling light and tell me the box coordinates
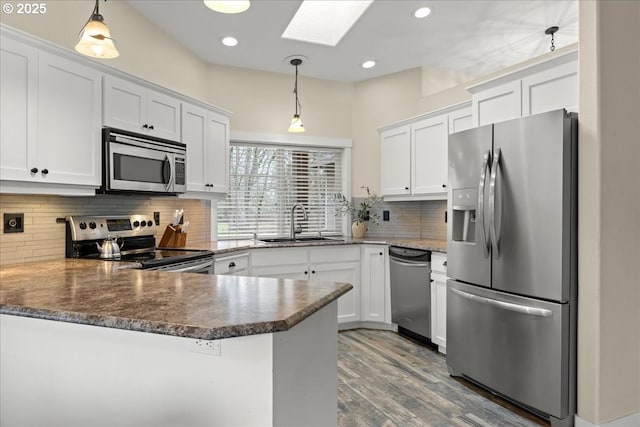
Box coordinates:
[414,7,431,19]
[203,1,250,14]
[222,36,238,47]
[362,60,376,69]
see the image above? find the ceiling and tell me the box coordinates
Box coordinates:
[127,0,578,83]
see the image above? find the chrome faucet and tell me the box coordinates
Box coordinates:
[290,204,308,239]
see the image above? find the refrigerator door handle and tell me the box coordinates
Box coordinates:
[450,287,552,317]
[478,150,492,257]
[489,147,503,259]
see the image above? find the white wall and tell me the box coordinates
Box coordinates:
[578,1,640,424]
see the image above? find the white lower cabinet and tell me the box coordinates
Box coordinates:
[214,251,249,276]
[430,252,448,353]
[360,245,388,323]
[250,246,361,324]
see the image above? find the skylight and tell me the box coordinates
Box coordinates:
[281,0,373,47]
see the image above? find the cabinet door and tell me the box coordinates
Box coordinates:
[472,80,522,127]
[0,37,38,182]
[411,115,448,197]
[206,111,229,193]
[360,246,386,322]
[181,104,208,192]
[522,60,578,116]
[146,89,181,141]
[380,124,411,196]
[430,274,447,353]
[37,51,101,186]
[448,106,473,134]
[103,75,146,133]
[312,261,360,324]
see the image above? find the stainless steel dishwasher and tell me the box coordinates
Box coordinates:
[389,246,431,342]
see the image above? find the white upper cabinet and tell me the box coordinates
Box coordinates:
[1,33,101,194]
[448,106,473,134]
[0,37,38,183]
[37,51,102,186]
[181,103,229,197]
[411,115,448,195]
[469,49,578,127]
[103,75,181,141]
[380,124,411,196]
[379,102,470,201]
[472,80,522,127]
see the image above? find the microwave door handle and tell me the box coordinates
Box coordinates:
[162,155,172,191]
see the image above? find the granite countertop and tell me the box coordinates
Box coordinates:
[0,259,352,340]
[184,237,447,255]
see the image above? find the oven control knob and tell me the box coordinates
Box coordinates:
[89,222,97,229]
[79,222,87,230]
[140,220,147,227]
[133,221,140,227]
[147,222,153,227]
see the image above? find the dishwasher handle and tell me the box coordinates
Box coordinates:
[389,257,430,268]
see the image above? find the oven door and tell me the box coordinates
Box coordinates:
[145,257,213,274]
[107,141,175,193]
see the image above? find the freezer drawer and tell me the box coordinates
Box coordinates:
[446,280,571,419]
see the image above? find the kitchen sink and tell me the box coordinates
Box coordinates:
[257,236,344,244]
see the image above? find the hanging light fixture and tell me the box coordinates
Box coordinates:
[545,26,559,52]
[288,58,305,133]
[75,0,119,59]
[203,1,250,14]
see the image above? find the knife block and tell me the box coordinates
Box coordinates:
[159,225,187,248]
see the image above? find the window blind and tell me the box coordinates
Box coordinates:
[217,143,344,239]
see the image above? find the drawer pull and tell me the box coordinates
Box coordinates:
[228,261,236,268]
[451,288,552,317]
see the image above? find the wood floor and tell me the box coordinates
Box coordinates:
[337,329,549,427]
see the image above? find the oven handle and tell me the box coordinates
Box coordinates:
[170,263,211,273]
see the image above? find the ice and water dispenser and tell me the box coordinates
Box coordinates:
[451,188,477,243]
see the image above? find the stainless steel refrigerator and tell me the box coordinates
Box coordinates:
[446,109,577,427]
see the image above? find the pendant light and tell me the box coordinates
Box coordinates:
[288,58,305,133]
[545,26,559,52]
[75,0,119,59]
[203,1,250,14]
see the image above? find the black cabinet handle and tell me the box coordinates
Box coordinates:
[30,167,38,173]
[311,270,316,274]
[379,252,383,256]
[41,169,49,175]
[149,125,154,130]
[442,184,446,188]
[304,271,308,275]
[404,186,409,190]
[228,261,236,268]
[443,261,447,266]
[142,124,148,129]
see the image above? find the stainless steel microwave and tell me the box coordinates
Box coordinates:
[100,128,186,195]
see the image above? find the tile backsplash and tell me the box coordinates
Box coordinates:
[0,194,211,266]
[352,198,447,240]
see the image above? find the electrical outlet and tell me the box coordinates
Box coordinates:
[383,210,390,221]
[191,339,222,356]
[4,213,24,233]
[154,212,160,226]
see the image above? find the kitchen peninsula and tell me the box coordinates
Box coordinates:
[0,259,352,427]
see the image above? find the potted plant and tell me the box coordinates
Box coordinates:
[334,186,382,238]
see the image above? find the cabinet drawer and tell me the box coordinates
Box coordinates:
[251,248,308,267]
[214,252,249,275]
[309,246,359,263]
[431,252,447,275]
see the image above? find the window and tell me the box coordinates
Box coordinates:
[217,143,344,239]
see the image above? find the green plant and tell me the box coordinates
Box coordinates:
[334,186,382,225]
